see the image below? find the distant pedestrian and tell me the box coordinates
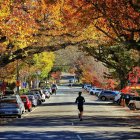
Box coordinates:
[75,91,85,121]
[51,84,57,95]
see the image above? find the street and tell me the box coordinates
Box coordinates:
[0,86,140,140]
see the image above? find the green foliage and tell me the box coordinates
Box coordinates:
[33,52,55,79]
[83,44,140,89]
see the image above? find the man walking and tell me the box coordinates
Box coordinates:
[75,91,85,121]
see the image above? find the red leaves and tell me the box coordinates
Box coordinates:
[51,71,61,80]
[128,67,140,84]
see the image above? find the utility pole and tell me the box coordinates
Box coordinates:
[16,59,20,94]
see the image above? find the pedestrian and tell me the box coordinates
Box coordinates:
[75,91,85,121]
[51,83,57,95]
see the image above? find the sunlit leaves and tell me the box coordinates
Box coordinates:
[33,52,55,78]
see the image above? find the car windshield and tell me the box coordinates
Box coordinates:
[28,95,34,100]
[96,89,102,91]
[0,99,17,104]
[21,97,27,102]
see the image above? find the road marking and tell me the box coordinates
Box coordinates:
[77,135,82,140]
[23,107,37,117]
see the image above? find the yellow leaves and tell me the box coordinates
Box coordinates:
[0,0,11,20]
[34,52,55,68]
[45,1,63,28]
[33,52,55,78]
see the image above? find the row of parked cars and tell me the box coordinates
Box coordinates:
[0,87,53,118]
[83,84,140,111]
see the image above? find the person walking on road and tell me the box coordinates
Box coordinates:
[51,84,57,95]
[75,91,85,121]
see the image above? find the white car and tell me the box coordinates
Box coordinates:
[83,84,91,90]
[89,88,103,96]
[30,89,46,102]
[128,96,140,110]
[86,86,93,92]
[43,89,50,98]
[114,92,122,103]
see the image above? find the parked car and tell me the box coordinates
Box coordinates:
[98,90,119,101]
[45,87,52,94]
[20,95,32,112]
[83,84,91,89]
[0,98,25,118]
[128,96,140,110]
[114,92,122,104]
[24,92,42,105]
[30,89,45,102]
[42,89,50,98]
[115,93,135,105]
[4,90,15,96]
[2,95,25,114]
[27,95,38,107]
[89,88,103,95]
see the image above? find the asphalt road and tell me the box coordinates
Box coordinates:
[0,86,140,140]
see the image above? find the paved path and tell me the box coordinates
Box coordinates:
[0,86,140,139]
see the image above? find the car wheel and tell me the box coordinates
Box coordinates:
[18,115,21,118]
[90,92,93,95]
[101,96,106,101]
[28,108,32,112]
[128,103,136,110]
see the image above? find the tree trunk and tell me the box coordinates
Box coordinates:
[119,77,128,89]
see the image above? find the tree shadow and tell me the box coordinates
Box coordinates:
[0,130,139,140]
[5,115,140,128]
[42,102,113,106]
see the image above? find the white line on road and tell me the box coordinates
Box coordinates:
[23,107,37,117]
[77,135,82,140]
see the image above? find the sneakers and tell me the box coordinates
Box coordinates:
[78,113,80,118]
[78,113,83,121]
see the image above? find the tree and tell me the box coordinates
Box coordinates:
[61,0,140,51]
[0,0,139,89]
[55,45,108,85]
[83,44,140,89]
[33,52,55,79]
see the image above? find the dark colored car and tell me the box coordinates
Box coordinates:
[4,90,15,96]
[120,93,135,105]
[20,95,32,112]
[98,90,118,101]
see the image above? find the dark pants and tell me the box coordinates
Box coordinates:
[78,105,83,112]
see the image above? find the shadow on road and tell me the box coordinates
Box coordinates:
[5,115,140,128]
[42,102,114,106]
[1,109,140,139]
[0,129,139,140]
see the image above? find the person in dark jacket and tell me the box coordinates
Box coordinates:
[75,91,85,121]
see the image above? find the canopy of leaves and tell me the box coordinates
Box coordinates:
[0,0,139,88]
[0,0,139,67]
